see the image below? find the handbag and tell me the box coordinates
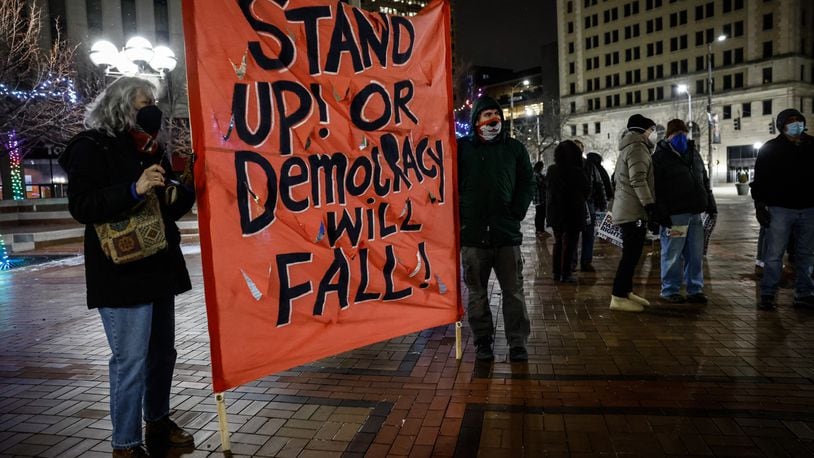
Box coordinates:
[94,192,167,264]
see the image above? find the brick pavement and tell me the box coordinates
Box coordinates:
[3,188,814,457]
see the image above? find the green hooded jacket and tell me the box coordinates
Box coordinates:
[457,96,534,247]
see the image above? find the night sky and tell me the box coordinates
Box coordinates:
[452,0,557,71]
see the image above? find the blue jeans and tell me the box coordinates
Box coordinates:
[659,213,704,296]
[761,207,814,298]
[99,297,177,449]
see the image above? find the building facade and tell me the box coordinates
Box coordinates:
[557,0,814,183]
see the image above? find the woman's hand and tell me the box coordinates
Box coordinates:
[135,164,166,196]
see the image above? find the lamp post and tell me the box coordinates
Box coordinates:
[525,106,541,160]
[706,34,726,184]
[90,37,177,78]
[509,79,530,138]
[677,84,692,140]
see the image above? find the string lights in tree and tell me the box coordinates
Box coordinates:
[0,75,79,104]
[0,234,10,270]
[4,130,24,200]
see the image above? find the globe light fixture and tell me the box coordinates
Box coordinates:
[90,37,176,78]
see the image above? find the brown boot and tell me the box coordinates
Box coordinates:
[112,445,149,457]
[145,416,194,452]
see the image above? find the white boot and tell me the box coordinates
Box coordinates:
[610,295,644,312]
[627,292,650,307]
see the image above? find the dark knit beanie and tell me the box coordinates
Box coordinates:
[776,108,806,129]
[627,114,656,132]
[665,119,688,138]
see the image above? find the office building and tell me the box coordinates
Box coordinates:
[557,0,814,182]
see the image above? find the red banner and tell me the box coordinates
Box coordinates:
[182,0,460,392]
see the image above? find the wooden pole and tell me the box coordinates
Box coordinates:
[215,392,231,452]
[455,321,463,360]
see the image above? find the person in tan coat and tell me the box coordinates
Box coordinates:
[609,114,663,312]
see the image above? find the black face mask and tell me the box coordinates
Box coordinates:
[136,105,163,136]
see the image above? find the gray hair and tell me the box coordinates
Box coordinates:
[85,77,157,135]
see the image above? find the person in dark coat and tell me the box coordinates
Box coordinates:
[59,77,195,457]
[458,95,535,362]
[546,140,590,282]
[652,119,717,305]
[532,160,548,236]
[750,108,814,310]
[574,151,611,272]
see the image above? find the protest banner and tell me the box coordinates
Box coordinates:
[182,0,460,393]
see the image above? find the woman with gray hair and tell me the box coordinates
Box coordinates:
[59,77,195,457]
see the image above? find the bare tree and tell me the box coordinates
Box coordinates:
[0,0,96,198]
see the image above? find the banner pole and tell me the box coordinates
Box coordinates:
[215,392,231,451]
[455,321,463,360]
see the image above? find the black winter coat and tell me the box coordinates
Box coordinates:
[545,163,590,232]
[750,133,814,209]
[59,130,195,308]
[652,139,716,216]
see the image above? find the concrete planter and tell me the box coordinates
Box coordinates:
[735,182,750,196]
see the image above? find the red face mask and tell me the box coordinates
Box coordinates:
[476,114,502,142]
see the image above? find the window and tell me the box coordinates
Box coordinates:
[570,125,577,136]
[734,48,743,64]
[734,21,743,37]
[734,73,743,88]
[742,102,751,117]
[588,99,594,111]
[763,13,773,30]
[763,41,773,58]
[626,92,633,105]
[583,124,589,135]
[154,0,170,44]
[723,50,732,66]
[587,79,594,91]
[762,99,772,115]
[570,101,576,113]
[86,0,103,36]
[595,122,601,133]
[696,79,705,94]
[763,67,772,83]
[570,82,576,94]
[635,91,642,103]
[723,74,732,90]
[657,87,664,100]
[569,62,575,74]
[567,1,573,13]
[723,105,732,119]
[568,22,574,34]
[569,42,575,54]
[696,56,705,71]
[121,0,137,37]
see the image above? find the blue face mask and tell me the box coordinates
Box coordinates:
[669,133,688,154]
[785,121,805,137]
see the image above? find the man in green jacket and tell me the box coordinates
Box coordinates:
[458,95,535,362]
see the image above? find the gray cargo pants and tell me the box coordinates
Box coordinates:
[461,245,530,347]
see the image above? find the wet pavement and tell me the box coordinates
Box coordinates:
[2,187,814,457]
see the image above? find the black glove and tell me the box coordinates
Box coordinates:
[644,203,662,234]
[755,201,770,227]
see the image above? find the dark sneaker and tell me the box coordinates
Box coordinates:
[509,346,528,362]
[660,294,686,303]
[560,275,577,283]
[112,445,149,457]
[793,295,814,308]
[757,295,776,310]
[686,293,708,304]
[145,416,194,451]
[580,263,596,272]
[474,336,494,361]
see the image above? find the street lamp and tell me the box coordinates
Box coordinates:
[706,34,726,183]
[677,84,692,140]
[509,79,530,138]
[90,37,177,78]
[525,106,541,160]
